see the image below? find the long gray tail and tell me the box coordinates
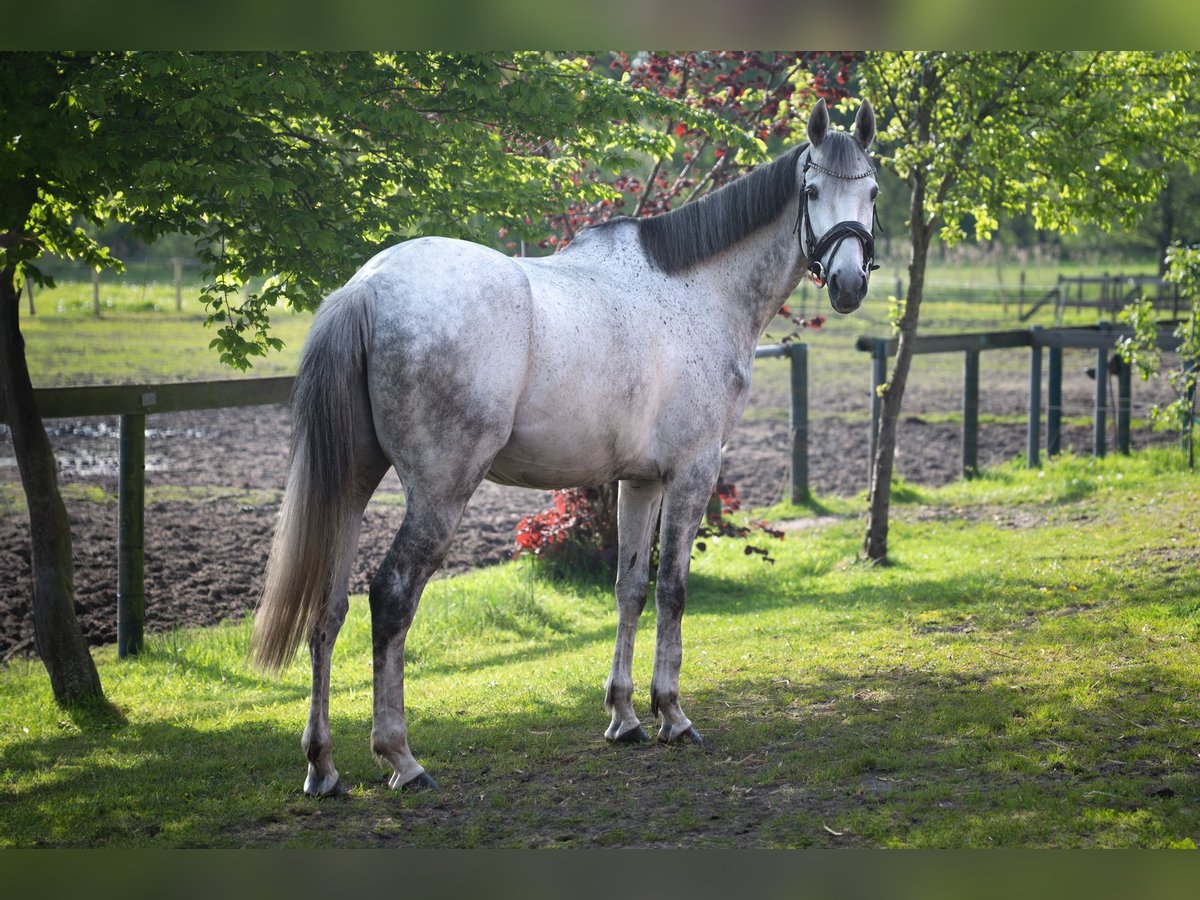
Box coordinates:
[250,283,376,672]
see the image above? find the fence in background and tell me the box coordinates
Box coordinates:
[3,378,292,657]
[3,323,1187,656]
[1018,274,1183,324]
[856,323,1185,483]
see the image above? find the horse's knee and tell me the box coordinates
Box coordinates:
[655,575,687,617]
[614,579,648,616]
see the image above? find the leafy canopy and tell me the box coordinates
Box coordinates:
[0,51,758,368]
[859,51,1200,245]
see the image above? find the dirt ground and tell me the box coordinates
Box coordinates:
[0,343,1176,658]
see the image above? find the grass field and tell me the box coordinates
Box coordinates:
[1,449,1197,848]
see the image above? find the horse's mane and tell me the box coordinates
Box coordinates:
[618,131,869,275]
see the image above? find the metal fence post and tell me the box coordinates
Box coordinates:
[788,342,809,504]
[869,339,888,484]
[963,349,979,478]
[1028,327,1043,468]
[118,413,146,657]
[1093,324,1110,458]
[1047,344,1063,456]
[1117,354,1132,454]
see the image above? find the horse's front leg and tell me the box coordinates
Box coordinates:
[651,452,720,745]
[604,479,663,743]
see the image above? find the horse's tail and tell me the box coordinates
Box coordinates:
[250,282,377,672]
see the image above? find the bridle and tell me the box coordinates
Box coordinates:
[793,152,881,289]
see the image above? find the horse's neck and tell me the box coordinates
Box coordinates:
[693,210,807,345]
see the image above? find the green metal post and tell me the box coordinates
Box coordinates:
[118,412,146,657]
[1047,345,1063,456]
[1028,328,1043,468]
[789,343,808,504]
[963,350,979,478]
[1117,354,1132,454]
[1093,346,1108,458]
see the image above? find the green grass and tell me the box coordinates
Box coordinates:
[21,280,312,386]
[22,259,1144,388]
[2,448,1197,848]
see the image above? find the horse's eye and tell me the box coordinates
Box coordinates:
[805,186,819,201]
[870,186,879,201]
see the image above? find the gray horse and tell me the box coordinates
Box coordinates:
[252,98,879,796]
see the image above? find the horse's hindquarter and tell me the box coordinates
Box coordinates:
[359,239,535,487]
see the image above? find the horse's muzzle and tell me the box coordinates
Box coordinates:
[828,271,867,314]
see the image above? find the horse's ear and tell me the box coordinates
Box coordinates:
[807,98,829,148]
[854,99,876,150]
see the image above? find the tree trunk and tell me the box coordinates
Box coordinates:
[0,261,105,705]
[862,173,933,564]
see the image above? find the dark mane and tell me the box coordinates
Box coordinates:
[629,132,871,275]
[633,145,803,275]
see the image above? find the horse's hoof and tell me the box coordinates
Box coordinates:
[323,780,349,797]
[401,771,438,792]
[304,776,347,798]
[661,726,706,747]
[609,725,650,744]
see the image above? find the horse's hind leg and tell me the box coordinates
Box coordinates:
[605,479,663,743]
[369,488,475,790]
[651,449,721,745]
[302,455,388,797]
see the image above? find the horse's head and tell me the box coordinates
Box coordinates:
[799,98,878,315]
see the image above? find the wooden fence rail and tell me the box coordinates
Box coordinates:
[2,377,295,657]
[856,323,1184,482]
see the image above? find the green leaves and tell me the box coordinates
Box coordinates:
[860,51,1200,244]
[3,51,728,369]
[1119,244,1200,467]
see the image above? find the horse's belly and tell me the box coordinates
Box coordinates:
[485,429,659,490]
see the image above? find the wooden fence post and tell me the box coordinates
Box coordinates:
[92,269,101,317]
[962,349,979,478]
[173,258,184,312]
[1028,326,1043,468]
[117,412,146,657]
[26,276,35,316]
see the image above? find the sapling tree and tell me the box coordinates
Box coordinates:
[857,50,1200,564]
[1118,243,1200,469]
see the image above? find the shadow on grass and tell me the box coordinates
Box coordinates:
[5,645,1195,849]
